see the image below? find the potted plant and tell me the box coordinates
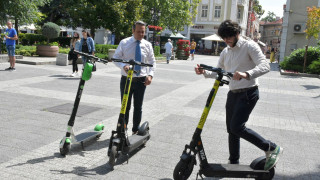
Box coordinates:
[176,39,190,60]
[36,22,60,57]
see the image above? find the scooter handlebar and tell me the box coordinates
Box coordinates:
[73,50,108,64]
[199,64,233,78]
[111,58,153,67]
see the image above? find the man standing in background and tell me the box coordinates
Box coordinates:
[190,39,196,60]
[4,21,18,71]
[164,38,173,64]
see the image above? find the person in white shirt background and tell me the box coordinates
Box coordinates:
[164,38,173,64]
[194,20,283,171]
[113,20,156,135]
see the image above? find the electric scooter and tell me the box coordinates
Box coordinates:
[173,64,275,180]
[59,51,109,156]
[107,58,153,168]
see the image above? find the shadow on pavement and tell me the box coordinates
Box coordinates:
[302,85,320,90]
[6,138,109,168]
[49,74,80,80]
[50,144,147,177]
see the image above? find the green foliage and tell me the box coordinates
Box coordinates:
[35,41,59,46]
[95,44,118,54]
[280,46,320,73]
[19,33,71,47]
[0,0,49,26]
[52,37,72,47]
[261,11,276,22]
[15,46,36,56]
[96,53,108,59]
[42,22,60,41]
[253,0,265,18]
[59,47,69,54]
[308,58,320,74]
[153,46,160,57]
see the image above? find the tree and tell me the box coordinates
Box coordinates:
[252,0,265,18]
[261,11,276,22]
[0,0,49,34]
[62,0,200,43]
[38,0,70,26]
[303,6,320,73]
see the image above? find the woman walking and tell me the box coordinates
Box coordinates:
[79,30,95,67]
[70,32,81,77]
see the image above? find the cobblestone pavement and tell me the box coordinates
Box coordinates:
[0,55,319,179]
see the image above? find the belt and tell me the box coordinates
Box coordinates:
[121,75,145,78]
[231,86,258,93]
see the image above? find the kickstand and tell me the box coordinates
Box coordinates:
[125,154,129,164]
[81,141,85,151]
[196,172,204,180]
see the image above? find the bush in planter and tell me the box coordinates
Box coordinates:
[280,46,320,73]
[37,23,60,57]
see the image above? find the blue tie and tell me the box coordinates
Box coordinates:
[134,40,141,76]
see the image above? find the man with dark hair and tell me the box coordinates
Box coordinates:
[195,20,283,171]
[113,20,156,135]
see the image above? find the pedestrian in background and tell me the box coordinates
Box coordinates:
[270,48,275,63]
[164,38,173,64]
[4,21,18,71]
[79,30,95,67]
[190,39,196,60]
[69,32,81,77]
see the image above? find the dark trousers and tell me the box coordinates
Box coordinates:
[72,56,78,72]
[226,87,276,163]
[120,76,146,132]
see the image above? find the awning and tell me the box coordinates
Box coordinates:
[170,33,186,39]
[201,34,223,42]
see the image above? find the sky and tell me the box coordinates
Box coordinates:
[259,0,287,18]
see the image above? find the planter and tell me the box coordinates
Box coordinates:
[56,53,68,66]
[176,50,189,60]
[36,45,59,57]
[108,49,116,60]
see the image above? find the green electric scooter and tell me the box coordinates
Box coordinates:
[173,64,275,180]
[59,51,109,156]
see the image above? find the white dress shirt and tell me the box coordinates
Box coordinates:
[113,36,156,77]
[204,37,270,90]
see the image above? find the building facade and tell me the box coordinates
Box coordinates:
[260,18,283,53]
[280,0,320,61]
[189,0,250,51]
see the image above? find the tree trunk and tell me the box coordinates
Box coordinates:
[90,28,95,39]
[303,45,308,73]
[14,17,19,44]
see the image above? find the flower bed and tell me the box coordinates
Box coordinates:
[176,39,190,60]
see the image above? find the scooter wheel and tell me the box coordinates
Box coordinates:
[108,145,117,169]
[173,159,194,180]
[60,144,71,156]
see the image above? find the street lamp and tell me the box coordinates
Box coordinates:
[150,7,161,48]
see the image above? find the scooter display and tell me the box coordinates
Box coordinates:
[173,64,275,180]
[107,58,153,169]
[59,51,109,156]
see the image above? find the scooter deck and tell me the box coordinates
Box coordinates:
[75,131,103,143]
[126,133,150,153]
[201,163,268,178]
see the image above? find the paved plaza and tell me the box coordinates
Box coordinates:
[0,54,320,179]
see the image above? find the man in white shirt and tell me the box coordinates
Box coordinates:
[113,20,156,134]
[195,20,283,171]
[164,38,173,64]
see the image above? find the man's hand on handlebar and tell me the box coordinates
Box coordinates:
[123,65,130,74]
[195,64,205,75]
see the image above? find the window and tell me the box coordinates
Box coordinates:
[237,8,241,19]
[214,6,221,18]
[201,5,208,17]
